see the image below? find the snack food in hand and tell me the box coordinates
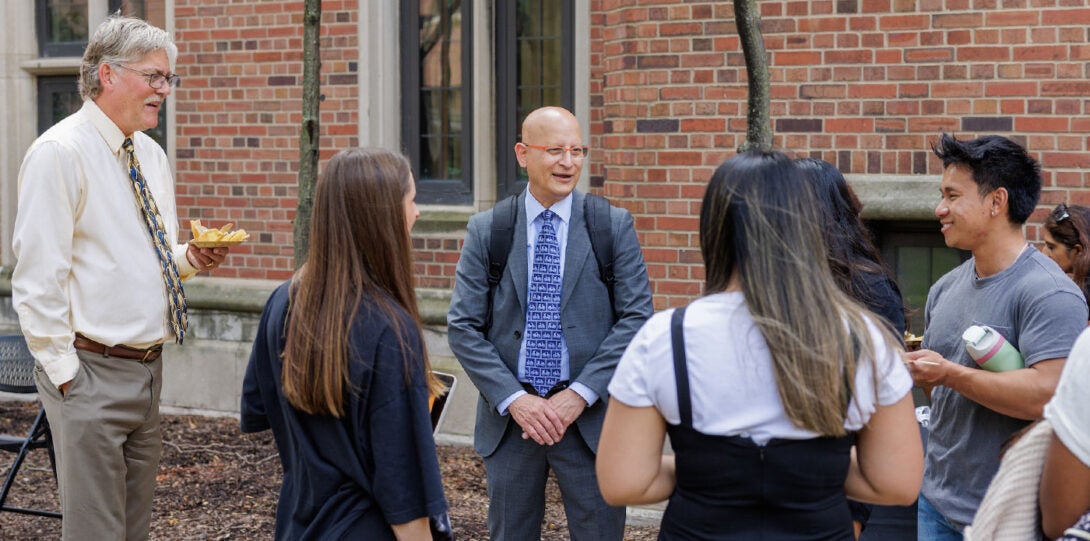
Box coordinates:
[190,219,250,246]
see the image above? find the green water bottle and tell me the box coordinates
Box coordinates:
[962,325,1024,372]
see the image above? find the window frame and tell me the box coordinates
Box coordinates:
[36,75,83,134]
[494,0,576,200]
[36,0,92,58]
[399,0,475,205]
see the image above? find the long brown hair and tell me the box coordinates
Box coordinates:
[701,151,898,436]
[282,147,443,417]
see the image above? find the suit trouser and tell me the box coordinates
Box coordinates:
[35,348,164,541]
[483,421,625,541]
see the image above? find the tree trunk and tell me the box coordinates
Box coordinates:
[295,0,321,268]
[734,0,772,153]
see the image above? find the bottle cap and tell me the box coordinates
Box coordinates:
[962,325,987,347]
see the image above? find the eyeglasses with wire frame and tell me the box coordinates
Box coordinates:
[523,143,589,160]
[1051,203,1070,223]
[114,64,181,90]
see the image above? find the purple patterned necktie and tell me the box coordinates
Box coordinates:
[524,209,563,396]
[123,137,188,343]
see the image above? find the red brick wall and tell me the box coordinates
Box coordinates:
[166,1,1090,303]
[172,0,358,280]
[589,0,1090,309]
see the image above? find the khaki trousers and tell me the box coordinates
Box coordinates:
[35,348,164,541]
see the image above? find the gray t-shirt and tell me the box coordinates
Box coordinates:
[921,247,1088,526]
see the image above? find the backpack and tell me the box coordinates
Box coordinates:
[485,193,616,330]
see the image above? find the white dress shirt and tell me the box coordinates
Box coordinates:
[496,192,598,415]
[12,100,197,387]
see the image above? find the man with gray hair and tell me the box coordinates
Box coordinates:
[12,16,227,539]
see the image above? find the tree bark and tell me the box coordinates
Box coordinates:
[734,0,773,153]
[295,0,321,268]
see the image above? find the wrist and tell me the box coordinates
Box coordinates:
[940,360,967,389]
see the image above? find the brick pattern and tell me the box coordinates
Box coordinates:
[589,0,1090,308]
[165,1,1090,304]
[412,236,464,290]
[172,0,359,280]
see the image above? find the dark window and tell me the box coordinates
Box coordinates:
[871,220,971,335]
[36,0,90,57]
[111,0,146,19]
[495,0,575,199]
[400,0,473,205]
[37,76,82,133]
[36,0,147,58]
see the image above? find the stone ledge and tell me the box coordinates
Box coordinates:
[847,173,941,221]
[183,276,283,313]
[1,267,452,325]
[412,208,474,235]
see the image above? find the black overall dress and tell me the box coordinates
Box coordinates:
[658,307,857,541]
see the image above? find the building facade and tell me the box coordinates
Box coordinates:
[2,1,1089,412]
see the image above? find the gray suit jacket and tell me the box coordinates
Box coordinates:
[447,189,654,457]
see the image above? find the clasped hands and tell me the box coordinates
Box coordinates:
[508,389,587,446]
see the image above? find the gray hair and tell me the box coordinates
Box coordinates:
[79,16,178,101]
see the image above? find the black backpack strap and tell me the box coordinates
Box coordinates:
[583,193,616,314]
[486,195,519,331]
[670,306,692,427]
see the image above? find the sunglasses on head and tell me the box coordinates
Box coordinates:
[1051,203,1070,223]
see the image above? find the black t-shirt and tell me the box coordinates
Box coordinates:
[242,282,448,540]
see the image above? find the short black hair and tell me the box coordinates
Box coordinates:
[930,132,1041,224]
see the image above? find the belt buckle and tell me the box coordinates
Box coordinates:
[141,348,155,362]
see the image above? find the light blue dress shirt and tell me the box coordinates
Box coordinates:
[496,192,599,415]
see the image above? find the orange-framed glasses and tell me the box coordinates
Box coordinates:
[523,143,589,160]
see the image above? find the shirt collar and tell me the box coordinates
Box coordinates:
[82,99,128,156]
[524,191,573,225]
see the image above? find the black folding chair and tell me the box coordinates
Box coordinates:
[0,334,61,518]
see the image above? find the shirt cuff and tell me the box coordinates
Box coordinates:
[569,382,598,407]
[497,390,527,416]
[173,244,198,280]
[42,351,81,388]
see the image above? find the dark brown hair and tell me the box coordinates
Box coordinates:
[1045,204,1090,304]
[282,147,442,416]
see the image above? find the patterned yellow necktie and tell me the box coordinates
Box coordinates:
[122,137,187,343]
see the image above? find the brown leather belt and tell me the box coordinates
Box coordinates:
[73,334,163,363]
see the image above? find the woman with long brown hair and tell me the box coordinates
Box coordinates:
[596,151,923,540]
[241,148,449,540]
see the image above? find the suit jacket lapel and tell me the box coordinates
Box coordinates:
[510,194,529,314]
[561,190,589,311]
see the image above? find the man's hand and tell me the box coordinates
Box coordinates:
[547,388,587,429]
[903,349,961,390]
[508,394,566,446]
[186,245,229,272]
[58,380,72,397]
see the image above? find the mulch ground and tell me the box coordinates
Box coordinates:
[0,400,658,540]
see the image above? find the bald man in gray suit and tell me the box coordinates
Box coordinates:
[448,107,653,540]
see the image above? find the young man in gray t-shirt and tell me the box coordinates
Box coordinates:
[905,133,1088,540]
